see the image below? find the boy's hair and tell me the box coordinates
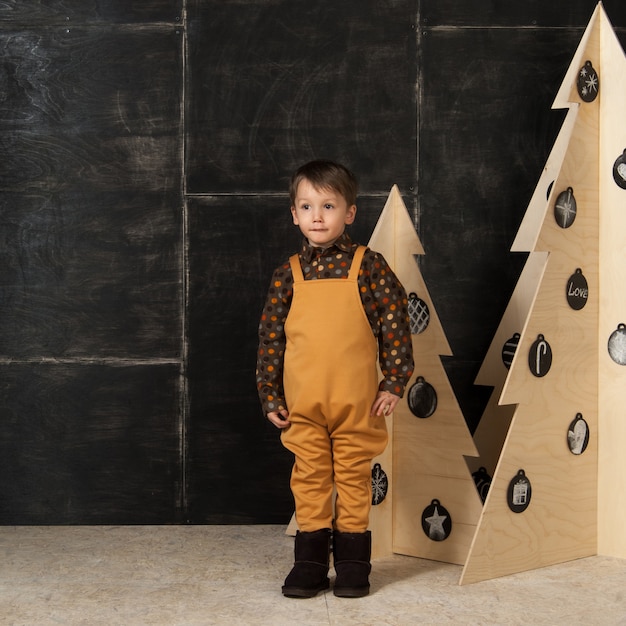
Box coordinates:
[289,160,358,207]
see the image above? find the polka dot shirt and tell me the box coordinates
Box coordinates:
[256,232,414,416]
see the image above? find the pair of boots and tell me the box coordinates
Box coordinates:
[281,529,372,599]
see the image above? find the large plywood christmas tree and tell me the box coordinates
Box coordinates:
[369,186,482,565]
[462,2,626,584]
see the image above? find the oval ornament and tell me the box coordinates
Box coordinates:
[566,269,588,310]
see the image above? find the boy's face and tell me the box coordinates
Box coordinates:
[290,178,356,248]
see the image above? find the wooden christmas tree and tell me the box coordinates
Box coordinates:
[369,186,482,565]
[462,2,626,584]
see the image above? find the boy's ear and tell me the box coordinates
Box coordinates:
[345,204,357,225]
[290,206,299,225]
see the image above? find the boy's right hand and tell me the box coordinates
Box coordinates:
[267,410,290,429]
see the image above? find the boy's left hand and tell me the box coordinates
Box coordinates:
[371,391,400,417]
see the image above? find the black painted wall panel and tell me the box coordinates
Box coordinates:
[1,27,183,359]
[1,190,181,358]
[0,364,180,524]
[1,28,182,190]
[0,1,181,25]
[418,27,573,427]
[185,0,418,194]
[422,0,625,27]
[1,12,183,521]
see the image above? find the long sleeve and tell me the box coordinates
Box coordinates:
[256,261,293,415]
[359,251,414,397]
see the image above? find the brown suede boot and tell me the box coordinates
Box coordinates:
[282,529,331,598]
[332,530,372,598]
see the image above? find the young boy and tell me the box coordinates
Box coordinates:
[256,160,414,598]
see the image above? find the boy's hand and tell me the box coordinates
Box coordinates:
[371,391,400,417]
[267,410,290,429]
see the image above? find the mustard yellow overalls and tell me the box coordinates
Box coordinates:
[281,245,388,532]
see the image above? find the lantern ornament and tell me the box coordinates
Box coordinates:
[507,470,532,513]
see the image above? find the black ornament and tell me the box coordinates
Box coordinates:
[502,333,520,369]
[566,269,589,310]
[408,292,430,334]
[472,467,492,504]
[608,323,626,365]
[567,413,589,455]
[507,470,532,513]
[577,60,599,102]
[612,149,626,190]
[528,334,552,377]
[421,499,452,541]
[408,376,437,418]
[371,463,388,506]
[554,187,577,228]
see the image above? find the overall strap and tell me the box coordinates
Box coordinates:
[289,254,304,282]
[348,245,367,280]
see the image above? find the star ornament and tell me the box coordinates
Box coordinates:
[421,499,452,541]
[426,507,447,539]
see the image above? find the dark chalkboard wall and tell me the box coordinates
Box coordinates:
[0,1,185,523]
[1,0,625,523]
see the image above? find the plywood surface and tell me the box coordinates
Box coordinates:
[597,5,626,559]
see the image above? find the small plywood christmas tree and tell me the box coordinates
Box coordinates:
[366,186,425,559]
[462,2,626,584]
[369,186,482,565]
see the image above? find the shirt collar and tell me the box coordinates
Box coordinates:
[301,232,354,263]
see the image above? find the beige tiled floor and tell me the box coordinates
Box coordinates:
[0,525,625,625]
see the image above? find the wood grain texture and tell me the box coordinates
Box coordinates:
[0,17,183,522]
[185,0,418,194]
[0,24,183,359]
[0,28,182,189]
[597,7,626,559]
[0,190,182,358]
[0,0,181,25]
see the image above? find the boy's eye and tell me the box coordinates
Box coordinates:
[324,204,334,209]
